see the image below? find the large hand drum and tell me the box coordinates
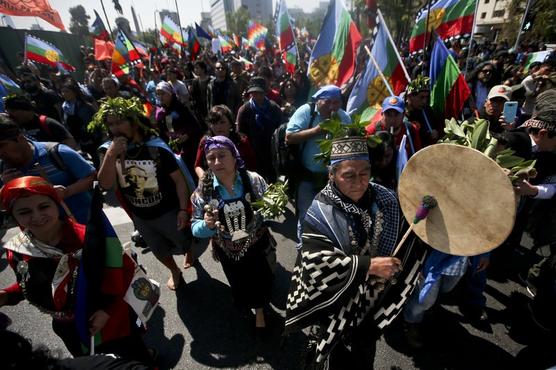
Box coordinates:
[398,144,517,256]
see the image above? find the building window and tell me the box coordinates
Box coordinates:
[493,9,505,17]
[481,12,487,19]
[484,0,489,3]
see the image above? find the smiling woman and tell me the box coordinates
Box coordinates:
[0,176,153,364]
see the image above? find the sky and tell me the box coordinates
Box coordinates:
[3,0,325,33]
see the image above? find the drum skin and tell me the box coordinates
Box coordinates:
[398,144,517,256]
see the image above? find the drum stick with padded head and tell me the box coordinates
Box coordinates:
[392,195,437,256]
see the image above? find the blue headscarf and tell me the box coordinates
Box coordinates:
[311,85,342,101]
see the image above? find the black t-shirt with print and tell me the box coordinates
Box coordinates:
[115,145,180,219]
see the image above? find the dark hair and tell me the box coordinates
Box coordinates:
[279,78,298,99]
[205,104,240,143]
[528,127,556,138]
[0,113,23,140]
[194,60,207,72]
[61,80,86,102]
[4,94,35,111]
[258,66,273,79]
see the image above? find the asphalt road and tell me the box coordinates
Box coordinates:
[1,203,555,370]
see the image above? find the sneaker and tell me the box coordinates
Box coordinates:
[403,322,424,349]
[131,230,147,248]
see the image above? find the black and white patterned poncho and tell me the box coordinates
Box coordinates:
[285,182,426,363]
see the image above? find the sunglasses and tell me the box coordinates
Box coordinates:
[481,69,493,74]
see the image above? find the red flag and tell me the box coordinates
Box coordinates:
[94,39,114,61]
[0,0,65,31]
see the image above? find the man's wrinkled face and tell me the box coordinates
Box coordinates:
[330,160,371,203]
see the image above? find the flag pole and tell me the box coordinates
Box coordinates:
[99,0,114,42]
[377,9,411,83]
[154,10,160,48]
[463,0,480,77]
[174,0,185,58]
[364,45,395,96]
[421,0,433,75]
[513,0,533,51]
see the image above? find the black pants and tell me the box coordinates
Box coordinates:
[312,316,379,370]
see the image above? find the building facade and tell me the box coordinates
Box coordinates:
[211,0,233,31]
[474,0,512,41]
[200,12,212,31]
[232,0,273,22]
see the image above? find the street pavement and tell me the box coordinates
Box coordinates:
[1,203,555,369]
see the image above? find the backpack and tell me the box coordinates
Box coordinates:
[271,102,317,181]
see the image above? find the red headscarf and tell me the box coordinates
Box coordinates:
[0,176,60,212]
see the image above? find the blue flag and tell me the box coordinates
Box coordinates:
[195,23,212,40]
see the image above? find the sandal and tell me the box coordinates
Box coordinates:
[167,271,183,290]
[183,250,195,269]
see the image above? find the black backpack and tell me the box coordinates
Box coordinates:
[271,102,317,180]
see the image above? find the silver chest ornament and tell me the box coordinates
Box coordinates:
[223,200,250,242]
[17,260,30,282]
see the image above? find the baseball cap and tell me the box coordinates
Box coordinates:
[487,85,512,101]
[382,96,405,113]
[247,77,266,93]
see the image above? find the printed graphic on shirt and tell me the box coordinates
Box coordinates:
[117,159,162,207]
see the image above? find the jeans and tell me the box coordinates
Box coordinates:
[465,255,488,307]
[295,180,321,249]
[403,274,463,324]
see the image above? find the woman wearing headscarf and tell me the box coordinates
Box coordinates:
[0,176,152,364]
[155,81,202,178]
[60,80,100,159]
[193,105,257,180]
[191,136,275,336]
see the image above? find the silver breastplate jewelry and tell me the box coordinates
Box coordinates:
[223,200,250,242]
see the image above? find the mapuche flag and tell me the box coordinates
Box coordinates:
[276,0,297,74]
[308,0,362,88]
[409,0,476,53]
[91,10,110,41]
[25,34,75,72]
[247,21,268,50]
[111,30,143,77]
[160,15,184,46]
[429,35,471,119]
[74,187,127,352]
[0,0,65,31]
[346,18,408,114]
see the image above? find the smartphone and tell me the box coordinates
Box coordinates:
[503,101,518,124]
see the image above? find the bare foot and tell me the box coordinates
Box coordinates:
[183,250,195,269]
[167,270,182,290]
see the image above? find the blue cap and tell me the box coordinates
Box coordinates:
[381,96,405,113]
[312,85,342,101]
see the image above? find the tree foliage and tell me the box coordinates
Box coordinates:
[115,17,132,35]
[226,6,250,36]
[69,5,90,38]
[528,0,556,43]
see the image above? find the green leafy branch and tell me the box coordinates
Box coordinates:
[251,181,289,219]
[440,118,536,184]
